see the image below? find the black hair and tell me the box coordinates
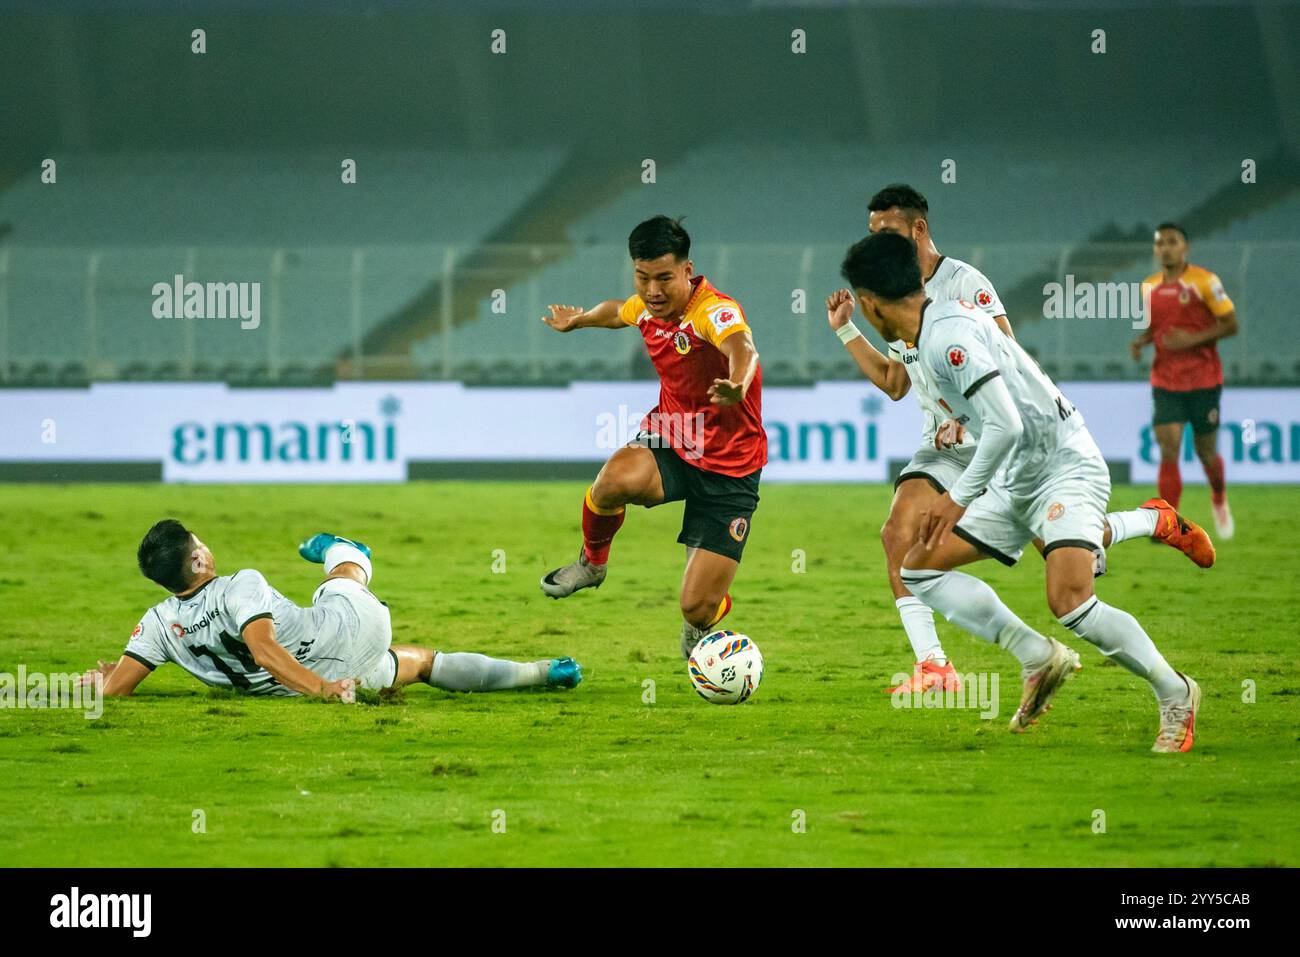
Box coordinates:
[1155,222,1188,241]
[868,183,930,223]
[840,232,924,301]
[138,519,195,592]
[628,215,690,262]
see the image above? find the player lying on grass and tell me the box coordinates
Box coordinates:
[538,216,766,658]
[840,232,1200,753]
[80,521,583,700]
[828,184,1214,697]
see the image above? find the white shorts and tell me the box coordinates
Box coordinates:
[954,430,1111,566]
[895,442,974,495]
[306,578,396,689]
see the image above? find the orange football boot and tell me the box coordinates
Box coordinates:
[1142,497,1216,568]
[885,658,963,694]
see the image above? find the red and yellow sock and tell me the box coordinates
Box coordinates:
[706,593,733,628]
[581,487,625,565]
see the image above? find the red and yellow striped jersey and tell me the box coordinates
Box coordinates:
[618,275,766,477]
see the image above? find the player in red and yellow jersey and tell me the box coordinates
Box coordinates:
[1133,223,1239,538]
[538,216,766,657]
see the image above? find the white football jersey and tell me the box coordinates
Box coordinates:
[917,298,1084,496]
[889,256,1006,445]
[124,569,330,695]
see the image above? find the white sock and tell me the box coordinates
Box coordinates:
[1106,508,1159,545]
[428,652,549,692]
[1058,597,1186,703]
[895,596,946,664]
[900,568,1053,670]
[324,542,372,584]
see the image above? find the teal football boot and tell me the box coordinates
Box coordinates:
[298,532,372,564]
[546,657,583,689]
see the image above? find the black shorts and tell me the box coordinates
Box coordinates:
[1153,385,1221,436]
[636,434,761,562]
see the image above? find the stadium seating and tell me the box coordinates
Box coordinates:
[0,143,1295,385]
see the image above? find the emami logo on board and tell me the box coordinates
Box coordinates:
[171,396,401,466]
[765,396,883,463]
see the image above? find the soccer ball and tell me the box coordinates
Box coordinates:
[687,630,763,704]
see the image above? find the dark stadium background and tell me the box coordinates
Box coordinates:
[1,0,1296,393]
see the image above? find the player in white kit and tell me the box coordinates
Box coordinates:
[839,231,1200,752]
[82,521,583,700]
[827,184,1213,697]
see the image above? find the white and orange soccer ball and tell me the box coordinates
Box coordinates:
[687,630,763,705]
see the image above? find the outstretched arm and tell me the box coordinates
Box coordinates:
[826,289,910,400]
[540,301,628,332]
[80,655,152,696]
[709,330,760,405]
[242,618,352,700]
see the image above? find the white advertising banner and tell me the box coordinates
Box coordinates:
[1,381,1297,483]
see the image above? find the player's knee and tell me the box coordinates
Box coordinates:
[591,467,631,508]
[1047,582,1093,620]
[592,452,650,507]
[681,594,717,629]
[880,515,914,566]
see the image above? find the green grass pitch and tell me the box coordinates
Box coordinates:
[1,481,1296,867]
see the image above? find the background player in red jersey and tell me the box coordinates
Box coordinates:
[537,216,765,657]
[1133,223,1239,538]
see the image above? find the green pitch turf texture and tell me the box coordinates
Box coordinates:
[1,482,1295,867]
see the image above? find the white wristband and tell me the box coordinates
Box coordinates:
[836,321,864,345]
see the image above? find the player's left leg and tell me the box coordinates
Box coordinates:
[1190,386,1232,539]
[366,645,582,692]
[300,532,374,584]
[679,546,741,658]
[1045,547,1198,752]
[901,490,1081,731]
[673,469,759,658]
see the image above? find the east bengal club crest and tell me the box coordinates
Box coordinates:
[1178,288,1191,305]
[673,330,692,355]
[729,517,749,542]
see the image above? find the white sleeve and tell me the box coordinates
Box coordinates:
[948,374,1023,507]
[227,570,276,634]
[124,612,169,670]
[955,268,1006,318]
[926,321,1000,399]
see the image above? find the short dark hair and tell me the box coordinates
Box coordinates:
[1155,222,1188,241]
[138,519,195,592]
[868,183,930,223]
[628,215,690,261]
[841,232,924,301]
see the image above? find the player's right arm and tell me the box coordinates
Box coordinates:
[826,289,910,400]
[241,617,351,700]
[80,614,170,695]
[540,300,628,332]
[1130,327,1154,360]
[79,655,152,696]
